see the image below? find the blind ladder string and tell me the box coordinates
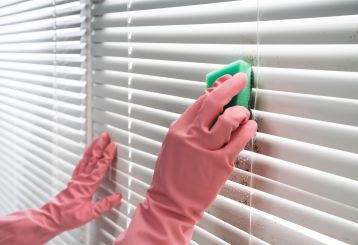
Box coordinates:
[249,0,261,244]
[51,0,60,196]
[126,0,133,229]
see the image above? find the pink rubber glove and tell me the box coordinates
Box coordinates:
[0,132,122,245]
[114,73,257,245]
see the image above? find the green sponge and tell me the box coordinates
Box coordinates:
[206,59,253,117]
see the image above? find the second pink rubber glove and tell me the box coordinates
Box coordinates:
[0,132,121,245]
[114,73,257,245]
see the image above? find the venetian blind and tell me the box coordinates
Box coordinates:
[0,0,88,244]
[89,0,358,244]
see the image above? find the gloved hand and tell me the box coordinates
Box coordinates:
[114,73,257,245]
[0,132,121,245]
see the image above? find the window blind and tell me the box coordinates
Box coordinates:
[0,0,87,244]
[89,0,358,245]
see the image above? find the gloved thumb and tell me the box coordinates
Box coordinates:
[92,193,122,218]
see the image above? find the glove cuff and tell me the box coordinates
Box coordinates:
[114,194,199,245]
[0,209,62,245]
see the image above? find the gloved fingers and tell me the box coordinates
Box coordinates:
[223,120,257,164]
[72,138,98,178]
[87,143,117,194]
[84,132,111,174]
[209,106,250,149]
[205,74,232,94]
[92,193,122,218]
[176,75,232,128]
[171,76,232,130]
[197,73,247,129]
[72,143,116,198]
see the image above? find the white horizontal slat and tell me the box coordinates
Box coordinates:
[92,42,358,72]
[0,28,84,43]
[0,0,25,8]
[0,69,85,92]
[0,53,84,65]
[256,111,358,154]
[0,0,53,17]
[0,61,85,80]
[92,0,234,15]
[0,1,82,26]
[0,15,84,35]
[253,133,358,181]
[255,67,358,100]
[93,15,358,44]
[258,0,358,21]
[0,41,84,53]
[254,89,358,127]
[129,0,235,11]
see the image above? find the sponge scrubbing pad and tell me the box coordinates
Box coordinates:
[206,60,253,117]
